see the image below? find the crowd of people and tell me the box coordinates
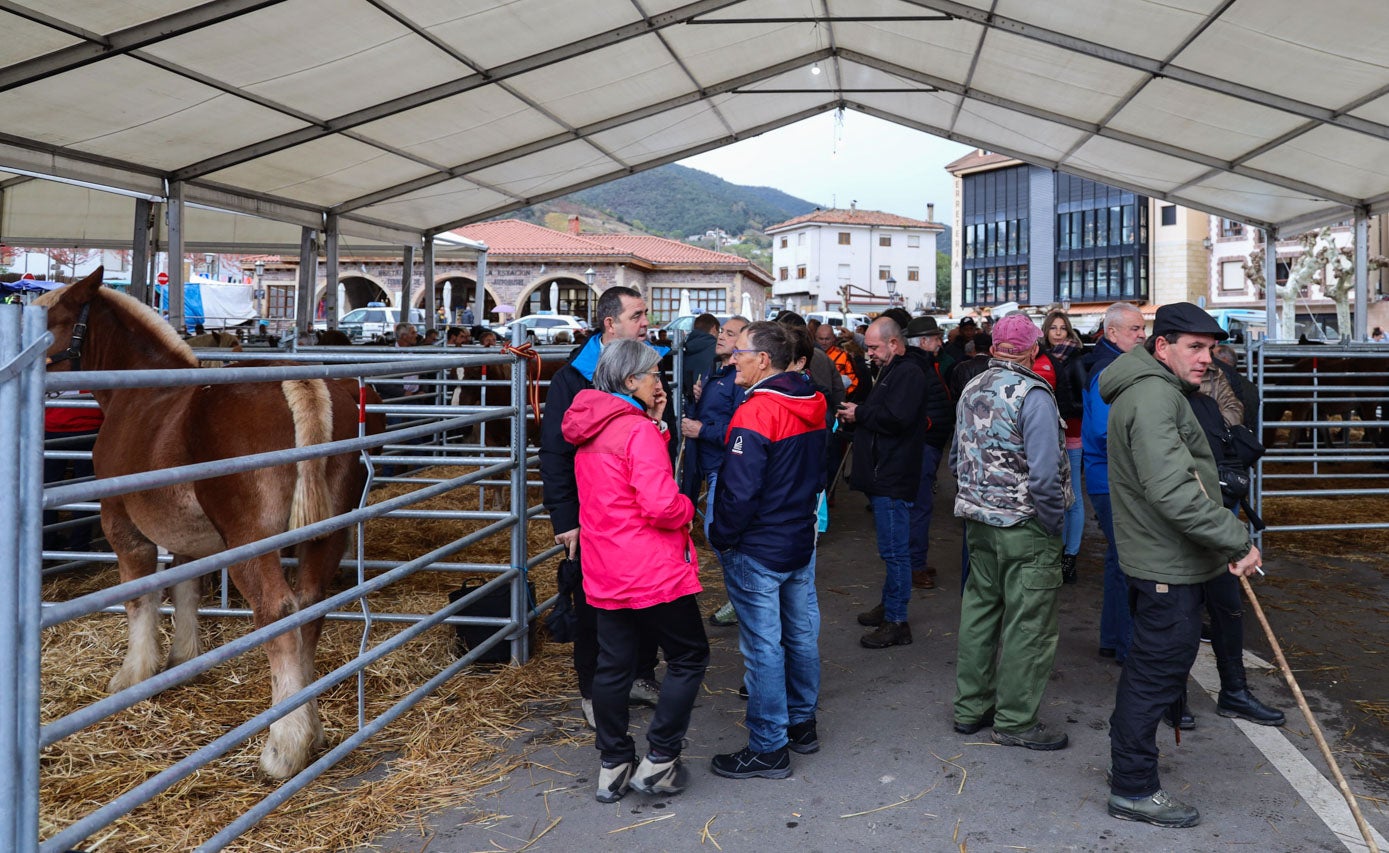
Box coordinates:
[537,292,1282,829]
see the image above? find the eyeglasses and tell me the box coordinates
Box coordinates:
[730,348,765,358]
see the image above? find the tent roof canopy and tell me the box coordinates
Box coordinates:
[3,0,1388,248]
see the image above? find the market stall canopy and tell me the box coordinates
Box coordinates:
[2,0,1388,243]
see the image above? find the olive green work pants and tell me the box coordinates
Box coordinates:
[953,518,1063,734]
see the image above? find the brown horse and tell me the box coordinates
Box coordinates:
[453,345,561,447]
[37,268,385,779]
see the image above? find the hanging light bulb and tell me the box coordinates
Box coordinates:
[811,61,822,76]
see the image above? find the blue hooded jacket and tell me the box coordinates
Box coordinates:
[1080,336,1124,494]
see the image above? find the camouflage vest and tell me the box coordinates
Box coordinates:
[953,360,1071,527]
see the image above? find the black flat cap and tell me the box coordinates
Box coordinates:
[1152,302,1228,340]
[958,316,977,328]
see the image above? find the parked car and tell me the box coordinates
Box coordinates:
[321,305,425,342]
[660,313,733,336]
[493,314,590,344]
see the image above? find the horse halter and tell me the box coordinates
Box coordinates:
[46,301,91,371]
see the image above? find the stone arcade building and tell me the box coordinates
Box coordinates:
[247,218,771,331]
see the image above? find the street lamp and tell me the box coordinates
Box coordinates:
[584,267,596,324]
[254,260,266,329]
[886,276,898,307]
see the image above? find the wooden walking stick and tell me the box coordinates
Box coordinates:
[1239,575,1381,853]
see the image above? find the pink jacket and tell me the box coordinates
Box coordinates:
[561,389,700,610]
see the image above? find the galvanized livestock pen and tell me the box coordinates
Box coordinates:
[1250,339,1389,549]
[1,304,572,851]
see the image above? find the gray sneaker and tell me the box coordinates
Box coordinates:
[596,761,633,803]
[580,697,595,730]
[629,677,661,707]
[630,754,688,796]
[1108,788,1200,827]
[709,601,738,626]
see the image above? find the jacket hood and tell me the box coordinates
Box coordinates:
[684,330,716,356]
[570,334,669,382]
[561,388,646,446]
[1099,345,1190,405]
[746,370,827,428]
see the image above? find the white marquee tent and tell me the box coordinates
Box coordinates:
[3,0,1389,327]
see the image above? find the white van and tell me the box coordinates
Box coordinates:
[807,311,871,330]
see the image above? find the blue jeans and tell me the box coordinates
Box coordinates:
[722,549,821,753]
[1063,448,1083,556]
[907,444,944,570]
[1092,492,1132,661]
[704,471,730,572]
[870,495,914,622]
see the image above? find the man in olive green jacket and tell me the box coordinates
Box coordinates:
[1101,302,1262,829]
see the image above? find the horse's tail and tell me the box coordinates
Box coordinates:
[281,379,334,537]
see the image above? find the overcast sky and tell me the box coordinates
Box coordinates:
[680,110,974,225]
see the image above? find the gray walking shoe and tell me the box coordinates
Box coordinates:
[580,697,595,730]
[1107,789,1200,827]
[595,761,633,803]
[630,754,688,796]
[709,600,738,626]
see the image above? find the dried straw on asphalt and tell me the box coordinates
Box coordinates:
[37,466,731,853]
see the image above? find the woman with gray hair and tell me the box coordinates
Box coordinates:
[561,338,709,803]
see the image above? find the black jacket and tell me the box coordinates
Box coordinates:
[1040,348,1087,421]
[904,348,954,449]
[948,354,991,399]
[681,330,717,403]
[849,353,929,500]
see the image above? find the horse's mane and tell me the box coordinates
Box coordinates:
[40,284,199,367]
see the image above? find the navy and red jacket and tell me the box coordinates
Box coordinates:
[709,371,827,572]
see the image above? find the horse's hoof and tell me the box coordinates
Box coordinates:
[259,743,307,780]
[107,666,155,694]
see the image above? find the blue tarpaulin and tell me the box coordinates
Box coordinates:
[154,279,255,332]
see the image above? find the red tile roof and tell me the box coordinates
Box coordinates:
[451,220,624,256]
[944,149,1019,174]
[598,234,749,265]
[766,208,942,232]
[450,220,769,281]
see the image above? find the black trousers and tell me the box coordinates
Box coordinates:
[1203,571,1245,682]
[1109,578,1206,799]
[574,580,659,698]
[593,594,710,764]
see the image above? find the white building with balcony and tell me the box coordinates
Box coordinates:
[765,204,944,315]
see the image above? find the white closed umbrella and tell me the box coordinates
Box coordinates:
[741,291,752,319]
[679,288,692,317]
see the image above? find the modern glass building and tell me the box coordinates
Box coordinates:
[952,152,1150,309]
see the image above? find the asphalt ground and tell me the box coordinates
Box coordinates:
[366,473,1389,853]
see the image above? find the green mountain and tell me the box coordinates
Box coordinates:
[511,164,820,239]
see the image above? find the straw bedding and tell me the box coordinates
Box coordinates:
[36,466,720,852]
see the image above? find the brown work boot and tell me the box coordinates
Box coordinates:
[911,569,937,589]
